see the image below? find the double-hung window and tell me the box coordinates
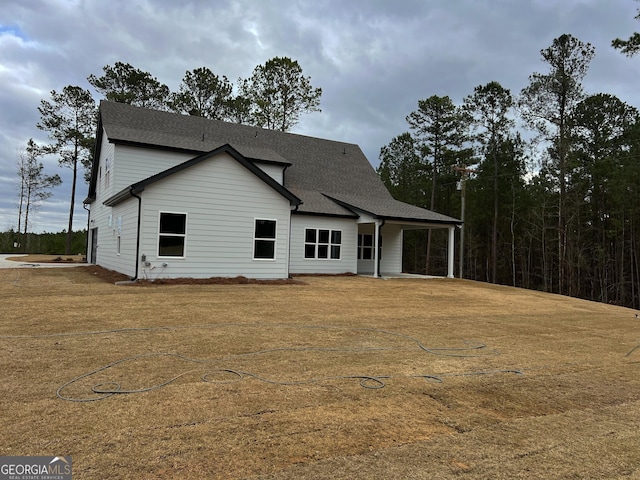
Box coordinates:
[305,228,341,259]
[158,212,186,257]
[254,219,277,259]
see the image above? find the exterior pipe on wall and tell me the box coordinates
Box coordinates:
[130,188,143,281]
[374,219,385,278]
[83,203,90,260]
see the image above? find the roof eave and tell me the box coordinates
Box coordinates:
[292,210,359,219]
[107,137,208,156]
[323,194,462,226]
[103,183,147,207]
[378,215,463,226]
[86,112,105,200]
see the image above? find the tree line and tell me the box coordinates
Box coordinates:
[15,57,322,254]
[1,229,87,256]
[378,27,640,309]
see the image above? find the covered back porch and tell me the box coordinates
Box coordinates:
[355,218,457,279]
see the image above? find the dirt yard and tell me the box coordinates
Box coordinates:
[1,267,639,479]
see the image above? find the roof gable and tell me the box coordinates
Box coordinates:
[103,144,301,207]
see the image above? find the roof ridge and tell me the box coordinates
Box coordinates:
[99,100,360,147]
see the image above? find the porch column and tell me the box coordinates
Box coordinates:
[374,220,381,278]
[447,226,455,278]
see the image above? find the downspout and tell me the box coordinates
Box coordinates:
[284,164,294,279]
[374,219,385,278]
[130,187,142,282]
[378,219,385,278]
[83,203,90,260]
[287,204,299,279]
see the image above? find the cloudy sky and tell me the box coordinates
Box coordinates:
[1,0,639,235]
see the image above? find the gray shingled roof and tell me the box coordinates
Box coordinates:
[91,101,461,225]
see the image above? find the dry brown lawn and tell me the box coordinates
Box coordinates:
[1,267,640,479]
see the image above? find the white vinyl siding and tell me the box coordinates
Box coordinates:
[137,152,291,279]
[289,216,357,274]
[88,137,193,270]
[113,144,193,193]
[95,130,114,201]
[90,196,139,277]
[380,224,403,275]
[255,163,285,184]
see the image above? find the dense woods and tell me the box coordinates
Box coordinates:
[378,33,640,309]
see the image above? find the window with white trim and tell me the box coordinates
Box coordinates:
[254,219,276,259]
[104,157,111,189]
[158,212,186,257]
[305,228,341,259]
[358,234,382,260]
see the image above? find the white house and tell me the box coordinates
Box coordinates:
[84,101,461,280]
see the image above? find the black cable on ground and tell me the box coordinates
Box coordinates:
[625,344,640,357]
[51,339,510,403]
[2,321,516,401]
[0,322,500,359]
[57,351,523,402]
